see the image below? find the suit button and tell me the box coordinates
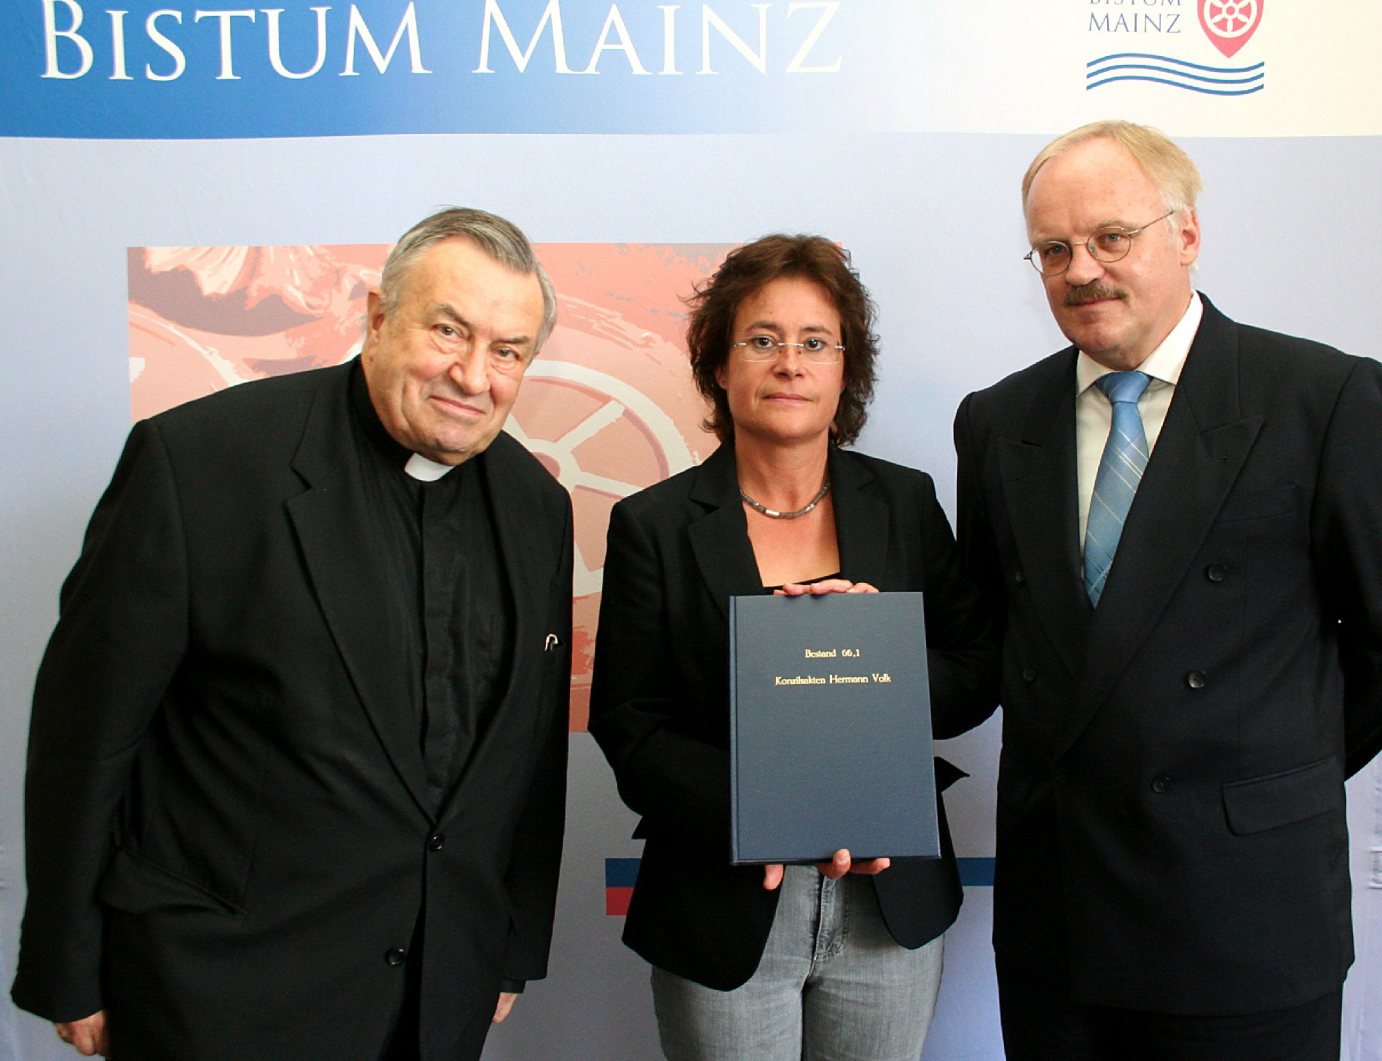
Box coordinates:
[1186,671,1207,689]
[1151,776,1171,794]
[427,833,445,852]
[1021,667,1038,683]
[1014,570,1026,585]
[385,948,407,967]
[1205,563,1228,583]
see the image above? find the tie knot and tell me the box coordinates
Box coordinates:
[1096,370,1151,406]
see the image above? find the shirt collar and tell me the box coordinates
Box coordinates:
[349,358,456,481]
[403,453,454,481]
[1076,290,1202,394]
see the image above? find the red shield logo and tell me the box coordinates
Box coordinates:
[1199,0,1263,58]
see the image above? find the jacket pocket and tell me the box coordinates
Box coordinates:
[97,847,245,917]
[1215,483,1300,524]
[1221,756,1341,836]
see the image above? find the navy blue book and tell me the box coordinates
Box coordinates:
[728,591,939,864]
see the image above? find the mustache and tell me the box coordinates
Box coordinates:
[1064,283,1125,306]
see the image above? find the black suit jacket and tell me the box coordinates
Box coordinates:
[589,442,996,990]
[12,363,572,1060]
[954,296,1382,1015]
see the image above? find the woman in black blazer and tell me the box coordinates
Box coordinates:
[589,235,996,1060]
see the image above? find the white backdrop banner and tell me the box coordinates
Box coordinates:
[5,1,1380,137]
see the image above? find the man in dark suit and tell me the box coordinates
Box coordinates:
[954,121,1382,1058]
[12,208,573,1060]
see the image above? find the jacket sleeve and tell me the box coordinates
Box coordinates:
[1316,358,1382,777]
[913,466,1001,739]
[588,500,732,850]
[12,419,190,1022]
[955,392,1010,630]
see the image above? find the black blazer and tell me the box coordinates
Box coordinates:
[954,296,1382,1015]
[12,363,573,1060]
[589,442,996,990]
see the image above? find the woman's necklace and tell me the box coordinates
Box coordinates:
[738,479,830,519]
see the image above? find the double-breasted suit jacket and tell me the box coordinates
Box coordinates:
[954,296,1382,1015]
[12,362,572,1060]
[589,442,996,990]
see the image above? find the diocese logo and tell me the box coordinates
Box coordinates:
[1085,0,1265,96]
[1198,0,1263,58]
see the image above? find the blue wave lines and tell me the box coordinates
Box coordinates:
[1086,52,1264,95]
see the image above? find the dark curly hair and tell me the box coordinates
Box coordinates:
[687,234,879,446]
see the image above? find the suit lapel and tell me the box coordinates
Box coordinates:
[998,353,1089,678]
[830,449,890,584]
[435,434,566,827]
[1062,300,1263,755]
[285,367,432,817]
[684,445,896,611]
[479,436,545,716]
[687,443,770,615]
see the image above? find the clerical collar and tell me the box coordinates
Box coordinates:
[349,359,456,480]
[404,453,454,481]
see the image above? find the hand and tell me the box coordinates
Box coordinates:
[817,847,891,879]
[777,579,879,597]
[492,992,518,1024]
[55,1012,108,1056]
[762,849,891,891]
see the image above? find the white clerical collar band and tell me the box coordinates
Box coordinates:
[403,453,454,481]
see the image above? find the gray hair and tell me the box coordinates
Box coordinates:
[378,207,557,349]
[1022,120,1203,216]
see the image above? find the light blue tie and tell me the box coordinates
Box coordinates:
[1084,371,1151,605]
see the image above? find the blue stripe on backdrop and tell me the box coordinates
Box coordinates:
[604,857,641,890]
[956,857,995,886]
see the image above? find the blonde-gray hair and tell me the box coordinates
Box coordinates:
[1022,120,1202,216]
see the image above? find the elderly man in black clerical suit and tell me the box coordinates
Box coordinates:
[955,121,1382,1059]
[12,208,573,1060]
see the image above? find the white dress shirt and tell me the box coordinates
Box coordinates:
[1076,291,1203,550]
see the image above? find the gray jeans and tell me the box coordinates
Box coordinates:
[651,865,944,1061]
